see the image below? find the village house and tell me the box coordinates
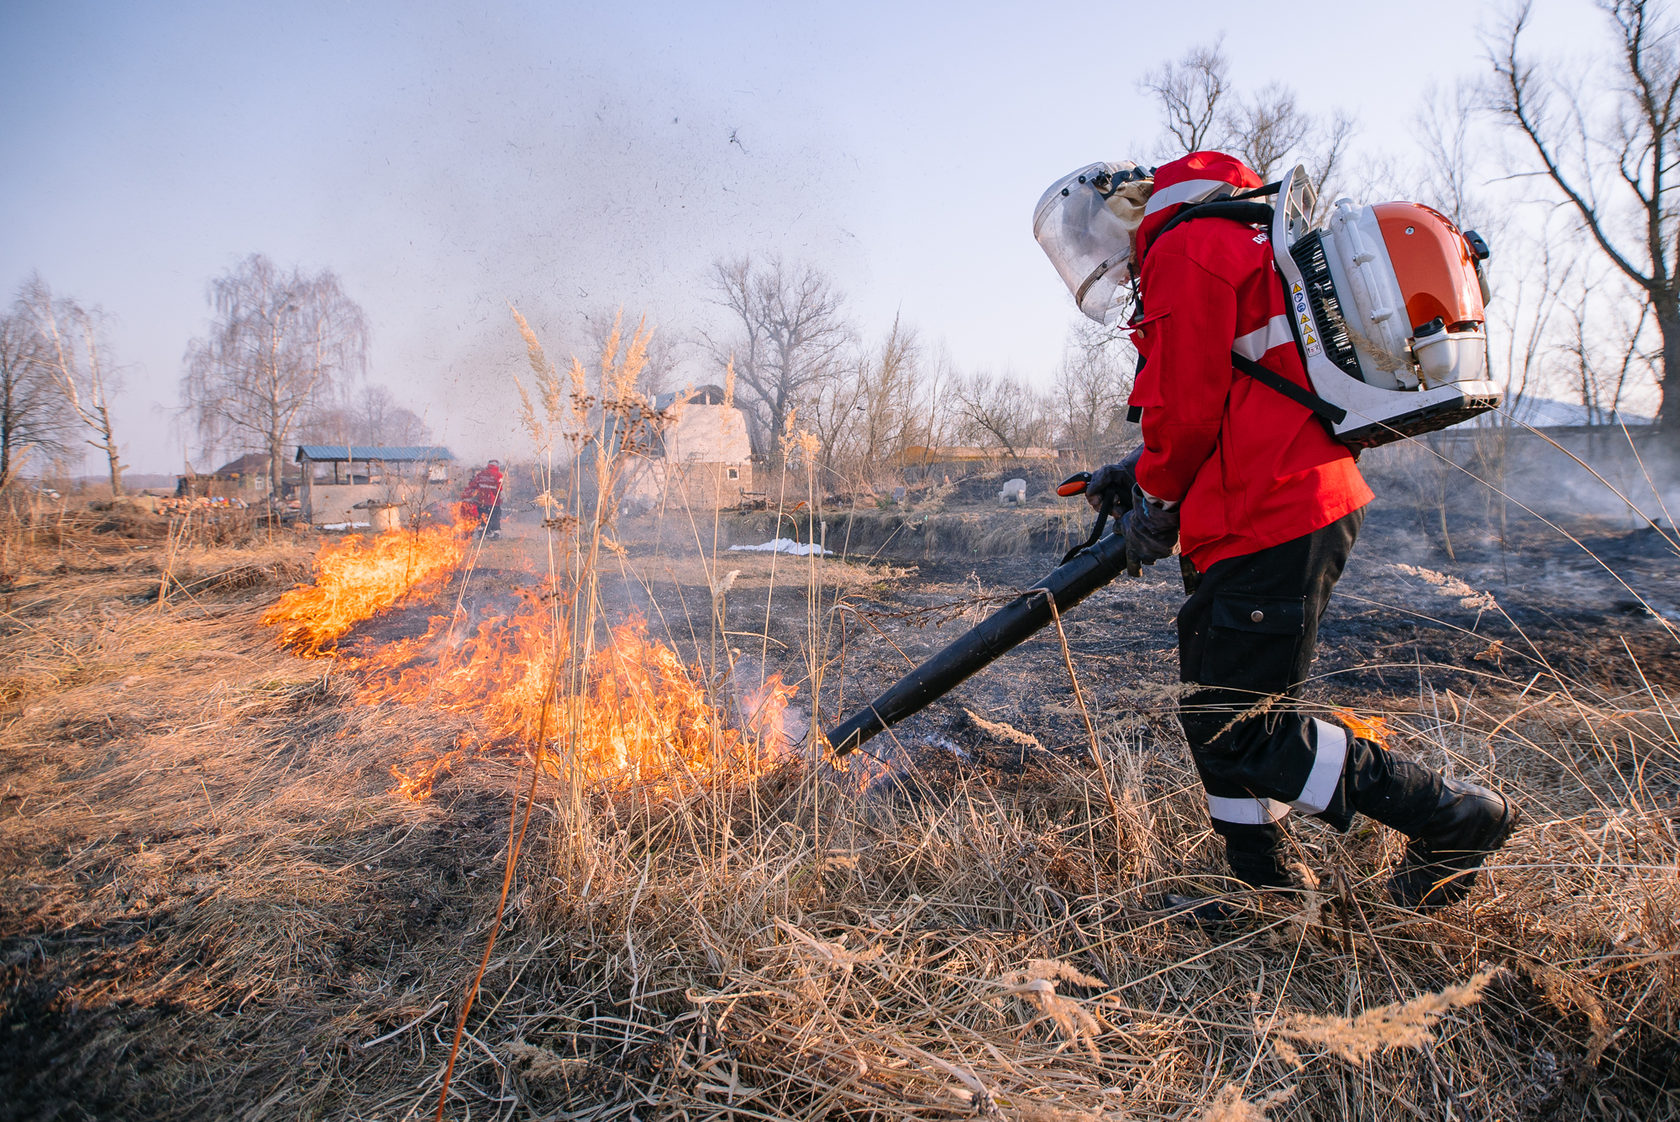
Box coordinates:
[177,452,301,502]
[618,385,755,512]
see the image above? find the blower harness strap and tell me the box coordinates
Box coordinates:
[1132,196,1348,429]
[1127,348,1347,428]
[1229,350,1347,425]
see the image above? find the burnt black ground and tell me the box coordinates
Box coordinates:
[589,500,1680,768]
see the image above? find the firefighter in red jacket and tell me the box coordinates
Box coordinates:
[1035,152,1515,912]
[461,460,505,537]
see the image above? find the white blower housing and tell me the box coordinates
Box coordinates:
[1272,165,1500,446]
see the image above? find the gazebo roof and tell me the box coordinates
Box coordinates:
[294,445,454,464]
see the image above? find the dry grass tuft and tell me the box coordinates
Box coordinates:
[1199,1083,1297,1122]
[1273,967,1504,1064]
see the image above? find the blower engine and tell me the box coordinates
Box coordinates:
[1268,165,1500,446]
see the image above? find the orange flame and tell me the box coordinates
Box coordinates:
[261,519,469,655]
[268,525,794,798]
[391,749,462,801]
[1333,708,1390,747]
[363,598,792,789]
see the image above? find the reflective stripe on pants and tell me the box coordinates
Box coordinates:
[1206,794,1290,825]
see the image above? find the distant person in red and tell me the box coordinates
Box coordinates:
[460,460,506,538]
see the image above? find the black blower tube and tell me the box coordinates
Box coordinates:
[825,529,1133,756]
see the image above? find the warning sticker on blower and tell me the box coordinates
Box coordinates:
[1291,282,1324,358]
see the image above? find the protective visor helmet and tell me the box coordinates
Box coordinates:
[1033,162,1154,323]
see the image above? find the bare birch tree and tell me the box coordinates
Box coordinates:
[1492,0,1680,433]
[182,254,368,497]
[19,276,124,495]
[0,300,70,491]
[703,256,850,458]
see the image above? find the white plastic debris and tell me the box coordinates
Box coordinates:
[729,537,832,556]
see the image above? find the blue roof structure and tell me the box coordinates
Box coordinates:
[294,445,454,463]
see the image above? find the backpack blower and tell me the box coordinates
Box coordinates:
[1264,164,1500,446]
[822,165,1500,757]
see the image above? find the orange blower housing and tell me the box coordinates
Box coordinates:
[1272,165,1500,447]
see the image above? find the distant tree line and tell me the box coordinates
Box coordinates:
[0,252,431,500]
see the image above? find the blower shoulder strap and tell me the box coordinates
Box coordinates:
[1151,199,1276,244]
[1141,196,1348,428]
[1229,350,1347,425]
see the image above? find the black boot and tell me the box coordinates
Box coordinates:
[1388,778,1516,912]
[1161,893,1242,929]
[1214,820,1294,889]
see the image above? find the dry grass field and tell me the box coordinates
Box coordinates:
[0,480,1676,1122]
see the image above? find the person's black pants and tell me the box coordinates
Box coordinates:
[1176,508,1440,887]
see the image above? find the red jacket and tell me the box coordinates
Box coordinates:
[1128,151,1371,570]
[463,464,504,508]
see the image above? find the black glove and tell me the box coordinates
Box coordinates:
[1085,446,1143,512]
[1119,484,1179,564]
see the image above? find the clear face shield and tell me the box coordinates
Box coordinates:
[1033,162,1153,324]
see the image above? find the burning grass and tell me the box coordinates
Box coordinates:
[363,599,793,790]
[260,516,471,655]
[4,317,1678,1118]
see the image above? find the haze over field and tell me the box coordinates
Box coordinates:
[0,0,1595,475]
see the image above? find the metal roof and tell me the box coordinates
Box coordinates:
[294,444,455,463]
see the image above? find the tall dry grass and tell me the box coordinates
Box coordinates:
[6,334,1676,1120]
[406,666,1671,1120]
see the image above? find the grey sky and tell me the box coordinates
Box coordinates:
[1,0,1584,474]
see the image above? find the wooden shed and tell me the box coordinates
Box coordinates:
[295,445,455,527]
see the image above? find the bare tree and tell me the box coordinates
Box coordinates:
[1493,0,1680,432]
[354,385,432,445]
[19,276,124,494]
[951,370,1052,460]
[1139,40,1353,206]
[1560,269,1653,424]
[703,256,850,457]
[1414,80,1486,230]
[183,254,368,497]
[1141,39,1229,152]
[0,299,70,490]
[303,384,432,447]
[847,317,923,476]
[1052,320,1135,460]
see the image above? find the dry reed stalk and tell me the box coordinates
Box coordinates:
[1198,1083,1296,1122]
